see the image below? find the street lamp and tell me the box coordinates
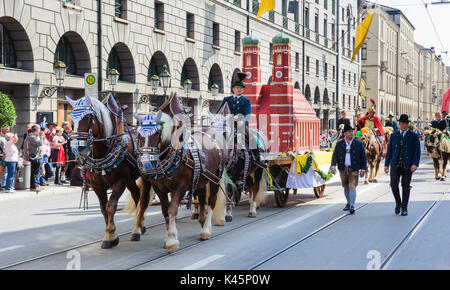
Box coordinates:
[183,79,192,109]
[160,64,171,98]
[211,83,219,100]
[40,61,67,97]
[108,68,120,93]
[140,74,159,104]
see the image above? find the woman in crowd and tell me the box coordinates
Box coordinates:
[4,133,19,193]
[51,127,67,185]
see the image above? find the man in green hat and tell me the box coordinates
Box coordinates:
[330,123,367,214]
[217,72,251,126]
[384,112,399,132]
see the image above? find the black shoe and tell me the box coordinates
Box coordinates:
[395,205,401,215]
[343,204,350,211]
[60,180,68,184]
[349,206,355,215]
[401,209,408,216]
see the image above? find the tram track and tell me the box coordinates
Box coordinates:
[1,178,390,270]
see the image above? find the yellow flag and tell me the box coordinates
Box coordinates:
[359,77,366,101]
[256,0,276,19]
[351,9,375,63]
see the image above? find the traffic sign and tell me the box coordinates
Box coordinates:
[85,73,98,99]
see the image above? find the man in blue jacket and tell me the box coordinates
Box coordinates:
[331,124,367,214]
[384,114,421,216]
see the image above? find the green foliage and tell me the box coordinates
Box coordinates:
[0,93,16,128]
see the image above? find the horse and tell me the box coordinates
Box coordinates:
[131,93,229,253]
[358,128,383,184]
[66,94,146,249]
[425,129,450,181]
[217,116,270,221]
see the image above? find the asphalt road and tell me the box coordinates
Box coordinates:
[0,149,448,270]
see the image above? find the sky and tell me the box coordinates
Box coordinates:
[375,0,450,65]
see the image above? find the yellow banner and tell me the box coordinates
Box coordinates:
[359,77,367,101]
[351,9,375,63]
[256,0,276,19]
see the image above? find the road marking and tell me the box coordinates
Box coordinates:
[182,254,225,270]
[0,245,24,253]
[277,203,338,229]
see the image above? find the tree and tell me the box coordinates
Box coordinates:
[0,93,16,128]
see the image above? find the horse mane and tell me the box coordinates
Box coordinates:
[160,112,174,146]
[90,97,114,138]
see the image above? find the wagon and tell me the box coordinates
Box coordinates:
[265,151,333,207]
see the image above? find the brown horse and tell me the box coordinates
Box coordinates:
[66,94,145,249]
[131,93,228,253]
[425,129,450,181]
[359,129,383,184]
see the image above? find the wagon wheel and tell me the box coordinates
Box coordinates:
[274,189,290,208]
[313,184,327,198]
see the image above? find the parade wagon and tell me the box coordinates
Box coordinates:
[265,150,334,207]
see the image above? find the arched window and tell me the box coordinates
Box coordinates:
[107,47,122,80]
[277,54,282,65]
[0,25,16,68]
[54,36,76,75]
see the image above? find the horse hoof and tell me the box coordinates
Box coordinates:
[131,234,141,242]
[364,181,369,184]
[141,226,146,235]
[440,178,446,181]
[248,212,256,218]
[101,237,119,249]
[225,216,233,222]
[166,242,179,254]
[191,213,199,220]
[373,179,378,183]
[214,219,225,226]
[436,177,440,180]
[200,232,211,241]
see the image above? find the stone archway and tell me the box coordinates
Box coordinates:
[305,84,311,101]
[54,31,91,76]
[107,42,135,83]
[314,86,320,104]
[0,16,33,70]
[181,58,200,91]
[208,63,224,93]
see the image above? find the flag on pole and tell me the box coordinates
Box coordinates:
[359,77,366,101]
[256,0,276,19]
[351,9,375,63]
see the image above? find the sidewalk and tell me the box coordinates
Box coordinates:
[0,183,84,201]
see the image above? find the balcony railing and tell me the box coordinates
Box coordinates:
[315,32,320,44]
[295,23,300,35]
[283,16,288,28]
[306,28,310,39]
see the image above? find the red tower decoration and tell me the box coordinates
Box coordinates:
[241,33,320,153]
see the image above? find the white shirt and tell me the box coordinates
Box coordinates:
[345,139,353,166]
[399,130,408,138]
[5,140,19,162]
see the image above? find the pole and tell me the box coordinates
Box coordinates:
[335,0,340,129]
[97,0,103,94]
[301,0,305,94]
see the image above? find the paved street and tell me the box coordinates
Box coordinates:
[0,149,448,270]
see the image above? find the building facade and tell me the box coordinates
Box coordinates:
[361,1,449,126]
[0,0,360,138]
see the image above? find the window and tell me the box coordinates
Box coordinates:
[235,31,241,52]
[348,72,351,85]
[115,0,126,19]
[324,0,328,9]
[324,62,328,79]
[331,23,335,39]
[341,30,344,47]
[342,8,344,21]
[361,71,367,81]
[332,65,335,80]
[54,36,76,75]
[213,22,220,46]
[343,69,345,83]
[295,52,300,70]
[354,73,356,86]
[361,43,367,60]
[324,19,327,37]
[304,7,309,29]
[107,47,123,81]
[332,0,335,15]
[269,43,273,62]
[0,24,16,68]
[155,1,164,30]
[306,56,310,73]
[343,94,345,107]
[233,0,241,7]
[252,0,259,15]
[314,14,319,32]
[316,59,319,76]
[282,0,288,16]
[186,13,195,39]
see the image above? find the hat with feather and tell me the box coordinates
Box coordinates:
[231,72,247,88]
[368,98,376,112]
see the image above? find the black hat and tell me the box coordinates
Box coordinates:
[47,122,57,127]
[343,123,354,132]
[443,110,448,115]
[388,112,394,118]
[231,72,247,88]
[398,114,411,123]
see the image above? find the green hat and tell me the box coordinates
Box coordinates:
[343,124,354,133]
[231,72,247,88]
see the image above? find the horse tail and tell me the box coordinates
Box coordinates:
[125,178,142,216]
[212,171,227,224]
[255,167,268,207]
